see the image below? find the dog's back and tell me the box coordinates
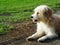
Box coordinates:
[53,15,60,33]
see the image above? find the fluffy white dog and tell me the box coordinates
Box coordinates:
[26,5,60,42]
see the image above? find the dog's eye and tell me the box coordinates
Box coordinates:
[44,12,47,15]
[44,12,48,17]
[37,12,39,15]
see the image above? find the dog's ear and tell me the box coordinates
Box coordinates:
[44,8,52,21]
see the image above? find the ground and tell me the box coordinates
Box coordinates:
[0,11,60,45]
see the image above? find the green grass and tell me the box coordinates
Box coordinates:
[0,23,14,34]
[0,0,60,34]
[0,0,60,23]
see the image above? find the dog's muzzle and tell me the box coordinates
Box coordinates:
[30,16,38,23]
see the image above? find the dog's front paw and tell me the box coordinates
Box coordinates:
[37,38,45,42]
[37,38,47,42]
[26,36,36,41]
[37,36,48,42]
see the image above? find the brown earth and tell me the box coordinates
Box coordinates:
[0,11,60,45]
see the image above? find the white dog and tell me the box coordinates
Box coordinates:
[26,5,60,42]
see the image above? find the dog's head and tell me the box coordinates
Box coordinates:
[31,5,53,23]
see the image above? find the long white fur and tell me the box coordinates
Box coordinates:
[26,5,58,42]
[37,21,58,41]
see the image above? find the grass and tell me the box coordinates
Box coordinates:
[0,0,60,23]
[0,0,60,34]
[0,23,14,34]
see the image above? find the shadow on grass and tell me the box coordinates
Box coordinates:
[0,12,11,16]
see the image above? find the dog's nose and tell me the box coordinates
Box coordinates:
[31,16,33,18]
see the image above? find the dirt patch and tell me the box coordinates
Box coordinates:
[0,21,60,45]
[0,21,36,45]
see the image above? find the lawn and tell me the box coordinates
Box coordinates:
[0,0,60,34]
[0,0,60,22]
